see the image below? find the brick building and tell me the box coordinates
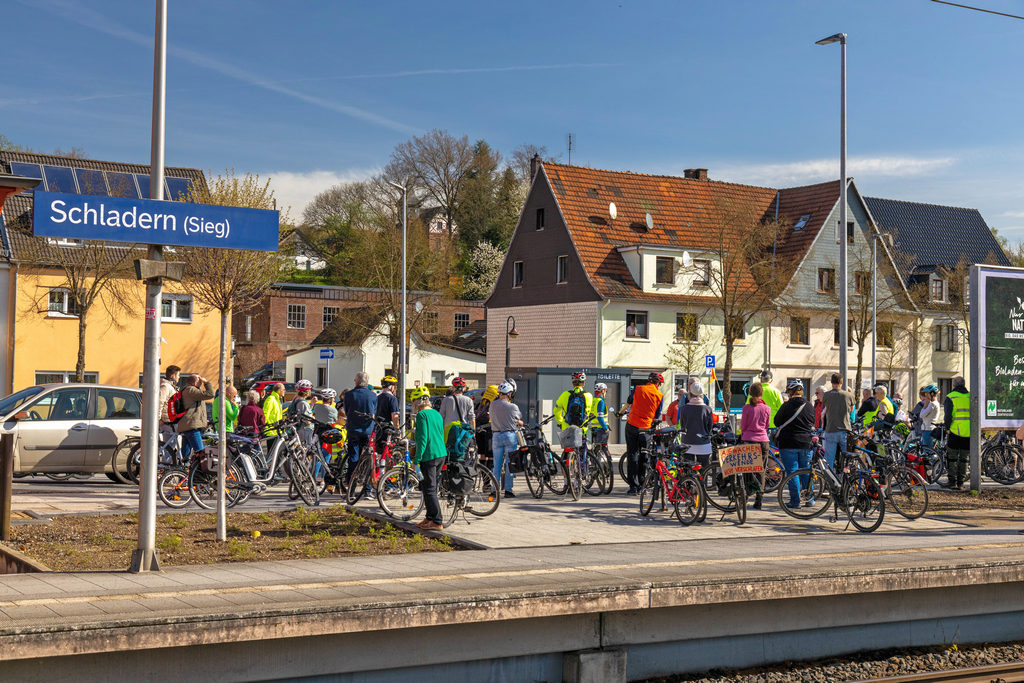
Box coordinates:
[233,283,485,378]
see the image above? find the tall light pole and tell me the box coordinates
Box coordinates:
[870,231,892,387]
[387,181,408,410]
[505,315,518,373]
[817,32,848,387]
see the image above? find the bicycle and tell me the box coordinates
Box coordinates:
[519,416,570,499]
[776,432,886,532]
[639,444,707,526]
[376,436,424,521]
[982,430,1024,485]
[345,412,405,504]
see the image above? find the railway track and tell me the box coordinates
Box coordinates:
[856,660,1024,682]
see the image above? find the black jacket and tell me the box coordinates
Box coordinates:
[773,396,814,449]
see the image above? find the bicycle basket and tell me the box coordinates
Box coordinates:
[559,426,583,449]
[590,428,609,445]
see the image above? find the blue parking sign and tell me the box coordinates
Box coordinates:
[705,355,715,369]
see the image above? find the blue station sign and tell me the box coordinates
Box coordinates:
[32,191,279,252]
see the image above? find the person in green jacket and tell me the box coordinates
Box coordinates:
[759,369,784,426]
[412,386,446,530]
[261,383,284,437]
[212,385,239,433]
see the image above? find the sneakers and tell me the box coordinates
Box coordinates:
[753,494,762,511]
[416,519,444,531]
[626,488,638,496]
[504,490,516,498]
[786,501,801,509]
[803,499,816,508]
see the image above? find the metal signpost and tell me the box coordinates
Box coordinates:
[970,264,1024,492]
[30,1,278,572]
[320,348,334,386]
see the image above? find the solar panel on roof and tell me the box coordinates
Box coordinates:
[42,166,78,193]
[135,174,154,199]
[9,162,43,194]
[106,172,139,199]
[165,176,193,202]
[74,168,107,196]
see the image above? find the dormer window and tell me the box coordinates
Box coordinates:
[655,256,675,285]
[793,214,810,231]
[930,276,947,302]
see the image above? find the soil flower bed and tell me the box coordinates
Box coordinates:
[9,505,453,571]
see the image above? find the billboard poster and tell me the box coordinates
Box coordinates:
[977,267,1024,427]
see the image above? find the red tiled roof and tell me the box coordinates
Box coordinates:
[540,162,840,301]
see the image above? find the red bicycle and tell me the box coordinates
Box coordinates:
[639,447,707,526]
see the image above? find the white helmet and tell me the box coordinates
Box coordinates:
[594,382,608,391]
[296,379,313,391]
[498,381,515,395]
[319,387,337,401]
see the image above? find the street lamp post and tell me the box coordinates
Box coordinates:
[505,315,518,373]
[870,231,893,387]
[817,32,848,387]
[387,181,408,408]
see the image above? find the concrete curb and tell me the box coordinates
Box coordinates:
[346,504,490,550]
[0,542,50,574]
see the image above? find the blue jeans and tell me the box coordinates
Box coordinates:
[491,430,518,492]
[779,447,812,506]
[920,430,934,448]
[822,431,844,470]
[179,428,204,461]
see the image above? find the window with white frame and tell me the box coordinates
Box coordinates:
[322,306,340,328]
[655,257,675,285]
[421,311,439,334]
[556,255,568,284]
[293,366,303,383]
[692,259,711,287]
[625,311,648,339]
[161,294,192,322]
[675,313,699,342]
[930,276,947,302]
[817,268,835,293]
[454,312,470,331]
[317,366,327,386]
[287,304,306,329]
[47,288,80,316]
[790,316,810,345]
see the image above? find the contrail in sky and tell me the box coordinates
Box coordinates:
[20,0,419,134]
[300,62,622,82]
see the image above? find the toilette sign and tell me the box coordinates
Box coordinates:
[32,191,279,252]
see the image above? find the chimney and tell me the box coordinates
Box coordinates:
[683,168,708,181]
[530,153,541,180]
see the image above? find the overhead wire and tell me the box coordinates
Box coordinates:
[931,0,1024,21]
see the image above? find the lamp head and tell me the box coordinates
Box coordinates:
[815,33,846,45]
[508,327,519,338]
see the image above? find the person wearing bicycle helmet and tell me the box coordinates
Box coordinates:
[475,385,499,461]
[490,381,523,497]
[313,388,338,425]
[592,382,610,443]
[375,376,401,452]
[411,386,445,531]
[292,379,315,445]
[757,369,784,426]
[440,376,475,438]
[920,383,940,448]
[342,373,377,483]
[555,371,594,432]
[623,371,665,495]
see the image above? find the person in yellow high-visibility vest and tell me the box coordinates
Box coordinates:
[943,376,971,490]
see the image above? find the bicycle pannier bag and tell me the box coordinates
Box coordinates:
[507,448,526,473]
[559,425,583,449]
[443,460,476,496]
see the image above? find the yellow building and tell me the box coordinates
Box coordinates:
[0,151,223,395]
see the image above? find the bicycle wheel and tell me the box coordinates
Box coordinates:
[376,466,424,520]
[639,470,659,516]
[733,475,747,525]
[885,466,928,520]
[984,445,1023,485]
[466,467,500,517]
[438,485,461,527]
[582,452,604,496]
[289,452,319,506]
[618,453,628,484]
[702,461,737,512]
[545,451,570,496]
[776,467,831,520]
[109,438,138,485]
[158,467,191,508]
[188,461,245,510]
[843,475,885,533]
[566,453,582,501]
[523,450,544,499]
[673,476,704,526]
[599,447,614,494]
[907,445,942,484]
[763,454,784,494]
[124,442,143,484]
[345,456,372,504]
[693,475,708,523]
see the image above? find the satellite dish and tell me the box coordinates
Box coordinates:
[682,251,692,268]
[645,213,654,231]
[608,202,617,221]
[414,301,424,313]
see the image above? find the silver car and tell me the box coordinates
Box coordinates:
[0,383,142,477]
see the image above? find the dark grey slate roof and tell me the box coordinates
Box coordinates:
[864,196,1010,274]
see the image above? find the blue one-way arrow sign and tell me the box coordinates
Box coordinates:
[320,348,334,360]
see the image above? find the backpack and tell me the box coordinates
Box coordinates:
[166,391,186,424]
[443,459,476,496]
[446,421,474,460]
[566,391,586,427]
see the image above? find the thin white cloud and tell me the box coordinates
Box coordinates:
[1001,210,1024,219]
[298,62,622,83]
[714,155,957,186]
[266,168,378,220]
[23,0,417,134]
[0,92,135,108]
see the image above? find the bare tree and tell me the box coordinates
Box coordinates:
[386,129,473,236]
[664,311,712,379]
[179,170,286,542]
[705,198,795,410]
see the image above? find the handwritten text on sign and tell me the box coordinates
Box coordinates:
[718,443,764,478]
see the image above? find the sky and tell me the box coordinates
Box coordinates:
[5,0,1024,239]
